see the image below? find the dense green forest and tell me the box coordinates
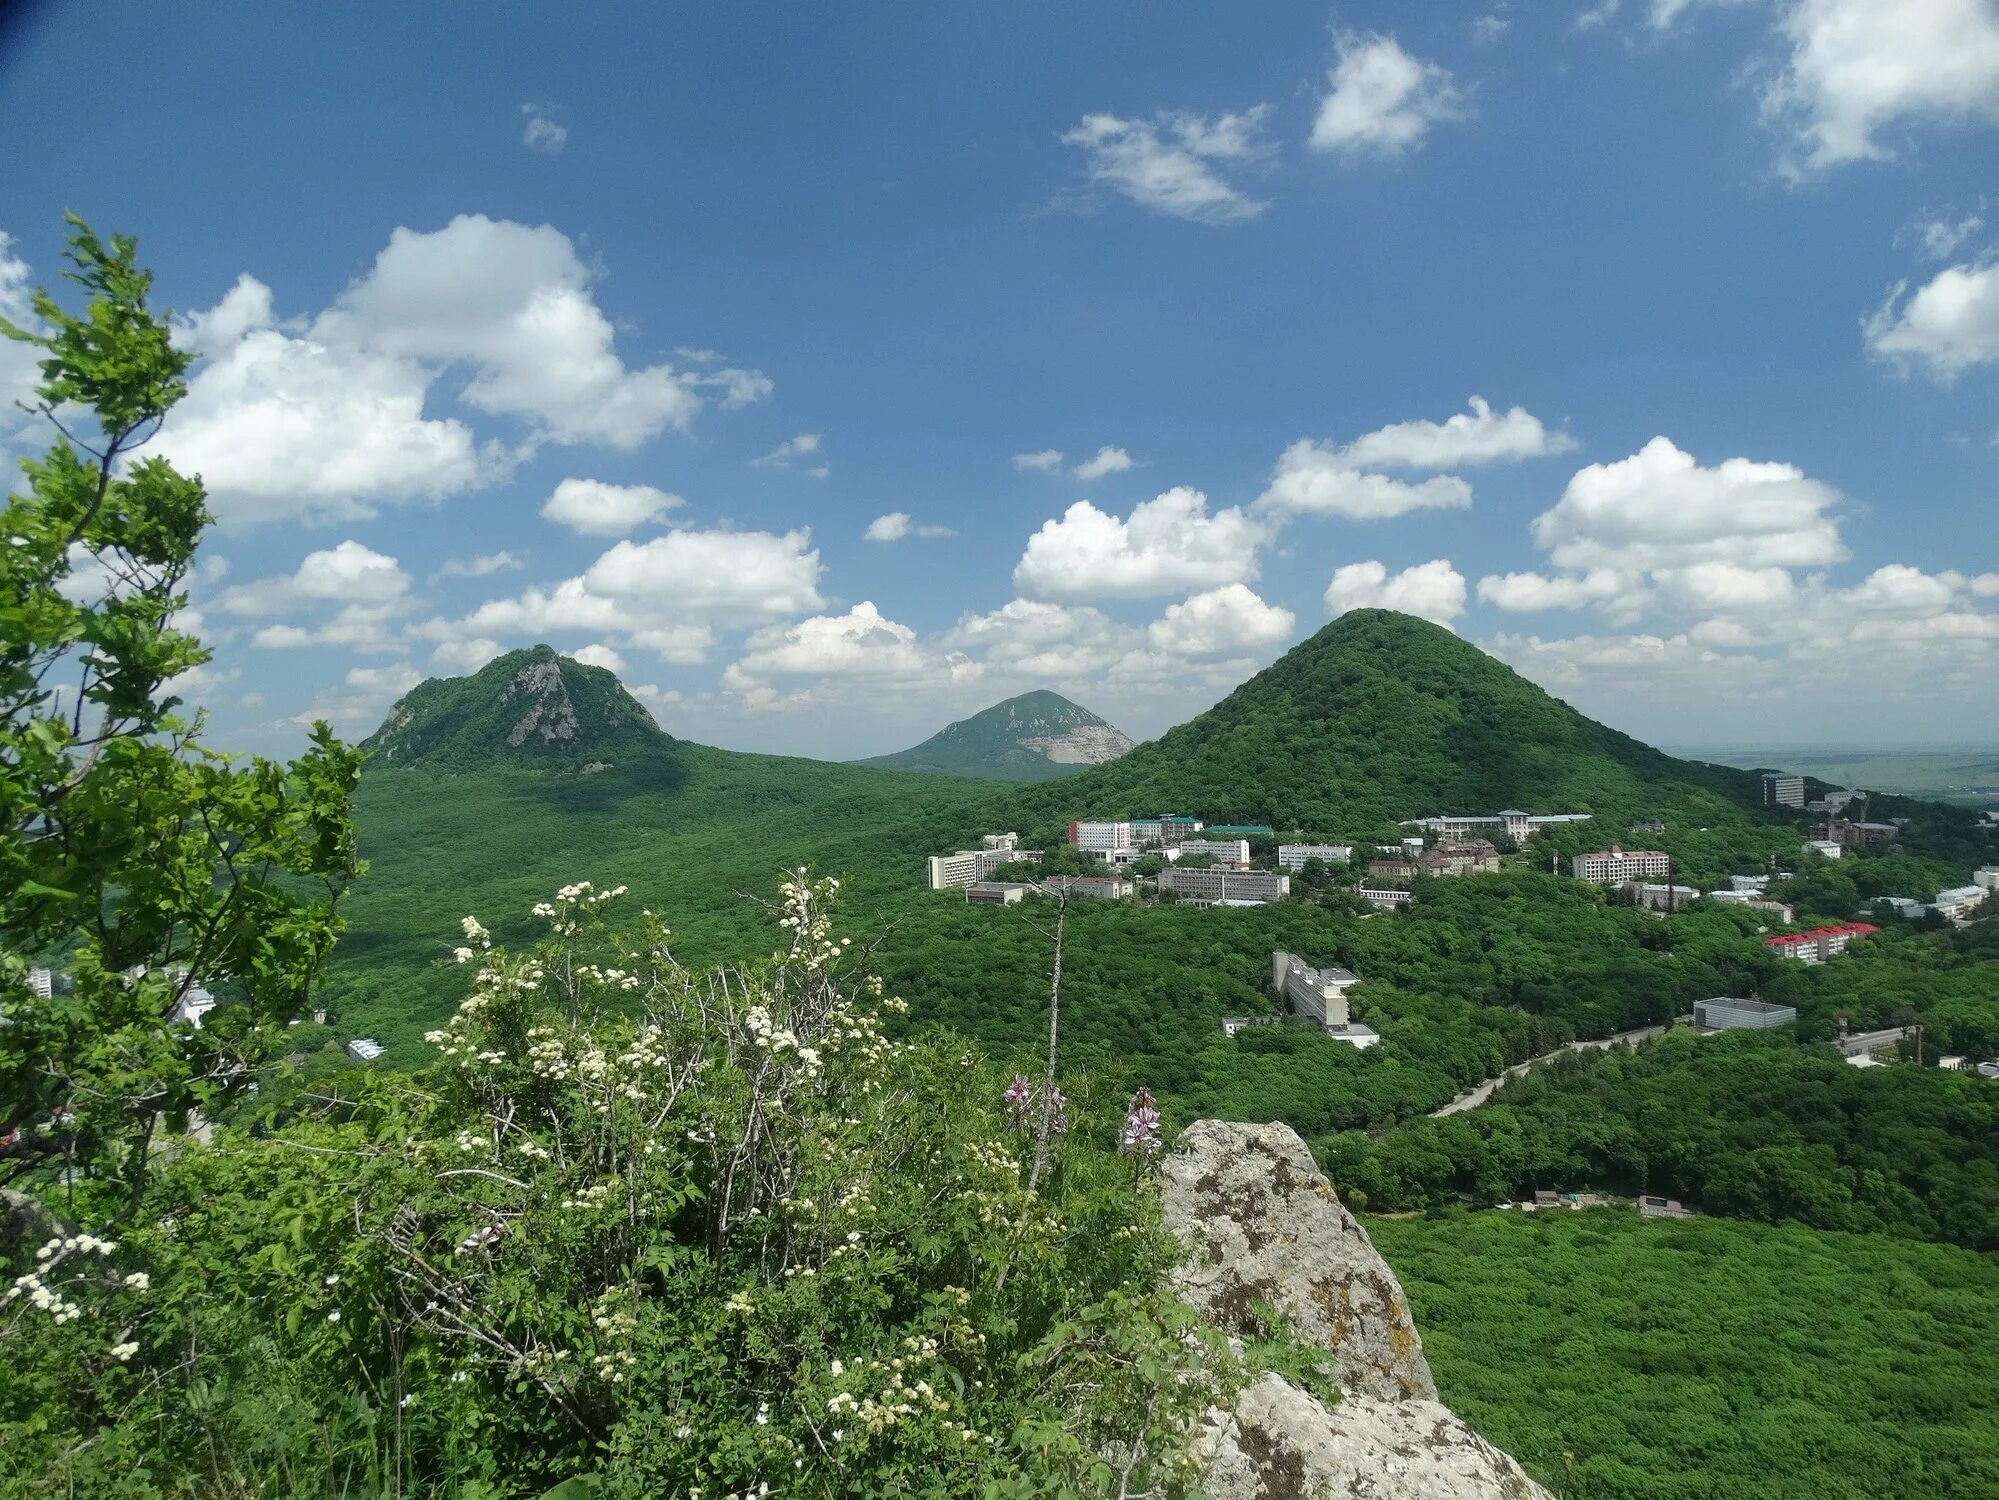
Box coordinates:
[1368,1209,1999,1500]
[1331,1024,1999,1249]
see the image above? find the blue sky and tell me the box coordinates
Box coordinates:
[3,0,1996,759]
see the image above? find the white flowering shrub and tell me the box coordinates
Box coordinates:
[1,873,1234,1497]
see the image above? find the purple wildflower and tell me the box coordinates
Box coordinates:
[1004,1074,1034,1132]
[1120,1088,1161,1159]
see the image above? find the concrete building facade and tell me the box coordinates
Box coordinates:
[1694,997,1797,1032]
[1278,843,1353,870]
[1157,867,1288,904]
[1572,847,1672,884]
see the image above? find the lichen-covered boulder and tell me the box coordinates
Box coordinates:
[1164,1121,1553,1500]
[1161,1118,1434,1401]
[1193,1374,1553,1500]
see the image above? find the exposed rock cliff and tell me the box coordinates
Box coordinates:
[854,690,1133,781]
[1164,1120,1552,1500]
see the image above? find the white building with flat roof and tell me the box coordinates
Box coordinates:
[1175,838,1251,865]
[26,966,53,1000]
[1278,843,1352,870]
[1804,840,1843,860]
[1573,847,1672,884]
[1760,773,1805,808]
[1068,820,1134,852]
[928,842,1043,890]
[1933,886,1988,921]
[1157,867,1288,905]
[1358,887,1413,910]
[1694,997,1796,1032]
[346,1038,385,1063]
[1404,811,1591,842]
[1631,883,1700,912]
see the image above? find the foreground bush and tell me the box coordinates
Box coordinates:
[3,875,1228,1497]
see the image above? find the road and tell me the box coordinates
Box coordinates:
[1429,1024,1667,1117]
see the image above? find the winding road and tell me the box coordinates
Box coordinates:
[1429,1023,1668,1117]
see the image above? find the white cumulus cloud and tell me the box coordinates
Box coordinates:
[1865,260,1999,377]
[1014,487,1266,602]
[1339,397,1577,470]
[1013,449,1065,473]
[521,104,568,155]
[1764,0,1999,176]
[1325,559,1468,626]
[1530,436,1846,572]
[1143,584,1296,657]
[540,478,684,535]
[1477,569,1630,612]
[1310,33,1466,157]
[1071,445,1137,480]
[863,512,954,542]
[217,541,412,616]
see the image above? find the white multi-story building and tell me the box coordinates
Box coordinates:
[1175,839,1251,866]
[1760,773,1805,808]
[1804,840,1843,860]
[928,841,1044,890]
[1707,890,1794,922]
[1728,874,1771,893]
[965,882,1030,905]
[1932,886,1988,921]
[346,1038,386,1063]
[981,832,1019,852]
[1404,811,1592,842]
[1067,820,1134,853]
[26,966,53,1000]
[1277,843,1352,870]
[1039,874,1131,901]
[1630,883,1700,912]
[1973,867,1999,891]
[1572,847,1672,884]
[169,983,217,1029]
[1157,867,1288,905]
[1271,952,1379,1047]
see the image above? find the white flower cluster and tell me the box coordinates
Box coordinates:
[2,1234,123,1326]
[559,1181,615,1211]
[776,871,848,970]
[530,881,629,938]
[821,1336,956,1437]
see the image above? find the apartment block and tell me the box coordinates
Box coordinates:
[965,882,1031,905]
[1358,887,1413,910]
[1932,885,1988,921]
[1156,867,1289,905]
[1572,847,1672,884]
[1762,921,1877,963]
[1277,843,1352,870]
[928,841,1044,890]
[1038,874,1131,901]
[1175,838,1251,865]
[1067,820,1134,852]
[1630,882,1701,912]
[1760,772,1805,808]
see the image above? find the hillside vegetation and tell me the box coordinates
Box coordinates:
[1370,1209,1999,1500]
[1007,610,1770,834]
[855,689,1133,781]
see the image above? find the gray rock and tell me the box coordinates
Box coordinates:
[1193,1374,1553,1500]
[1164,1120,1552,1500]
[1161,1119,1434,1401]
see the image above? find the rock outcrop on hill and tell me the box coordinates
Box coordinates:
[854,690,1133,781]
[1164,1120,1552,1500]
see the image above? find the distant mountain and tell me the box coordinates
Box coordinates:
[856,690,1135,782]
[1010,610,1766,832]
[361,645,677,772]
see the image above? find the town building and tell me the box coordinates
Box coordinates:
[927,841,1045,890]
[1803,839,1843,859]
[1706,890,1794,922]
[1157,867,1288,905]
[1572,847,1672,884]
[1270,952,1380,1047]
[1277,843,1352,870]
[981,832,1020,852]
[1638,1195,1695,1220]
[1175,838,1251,866]
[1038,874,1130,901]
[1762,921,1878,963]
[1816,819,1900,849]
[1067,820,1134,853]
[1728,874,1771,893]
[26,966,53,1000]
[169,982,217,1029]
[1630,882,1701,912]
[1760,772,1805,808]
[1140,815,1204,846]
[1219,1014,1279,1038]
[1874,896,1925,920]
[1358,887,1413,910]
[1974,866,1999,891]
[1368,855,1419,881]
[1629,818,1666,835]
[1694,997,1797,1033]
[346,1038,386,1063]
[1836,1023,1911,1066]
[1932,885,1988,921]
[1805,790,1858,815]
[1404,810,1592,843]
[1419,839,1501,877]
[965,882,1031,905]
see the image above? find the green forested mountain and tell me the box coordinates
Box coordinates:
[360,644,677,772]
[854,688,1134,781]
[1010,610,1766,833]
